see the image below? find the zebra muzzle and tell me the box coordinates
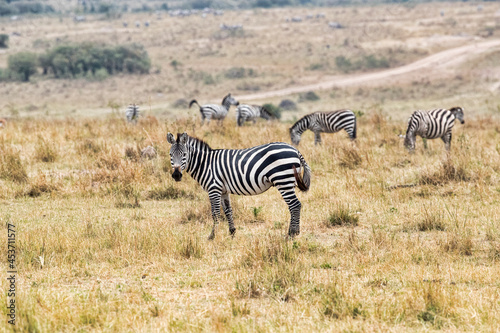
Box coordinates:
[172,167,183,182]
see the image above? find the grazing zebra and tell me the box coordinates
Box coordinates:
[167,132,311,239]
[289,109,357,145]
[404,107,465,152]
[236,104,274,126]
[126,104,140,124]
[189,93,239,125]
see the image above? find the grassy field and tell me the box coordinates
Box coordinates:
[1,1,500,332]
[0,113,499,331]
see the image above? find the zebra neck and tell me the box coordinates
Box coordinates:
[185,138,212,183]
[293,115,313,134]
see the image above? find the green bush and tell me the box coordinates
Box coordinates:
[262,103,282,120]
[8,52,38,82]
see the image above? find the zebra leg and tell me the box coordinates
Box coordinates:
[208,194,222,240]
[314,132,322,145]
[221,193,236,236]
[442,133,452,151]
[423,138,428,149]
[277,187,302,237]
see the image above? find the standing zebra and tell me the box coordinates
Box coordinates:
[167,132,311,239]
[189,93,239,125]
[236,104,274,126]
[125,104,140,124]
[404,107,465,152]
[289,109,357,145]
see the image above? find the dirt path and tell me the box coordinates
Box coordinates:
[235,39,500,101]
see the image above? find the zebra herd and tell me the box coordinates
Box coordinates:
[162,94,465,239]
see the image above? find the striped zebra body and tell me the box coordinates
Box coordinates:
[404,107,465,152]
[167,133,311,239]
[189,93,239,125]
[289,110,357,145]
[125,104,140,123]
[236,104,273,126]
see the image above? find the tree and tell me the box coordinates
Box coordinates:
[0,34,8,48]
[8,52,37,81]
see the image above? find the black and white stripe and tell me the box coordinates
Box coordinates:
[236,104,273,126]
[125,104,140,123]
[189,93,239,125]
[289,109,357,145]
[404,107,465,152]
[167,133,311,239]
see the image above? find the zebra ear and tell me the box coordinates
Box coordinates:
[178,132,188,145]
[167,132,176,144]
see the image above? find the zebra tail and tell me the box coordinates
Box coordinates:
[189,100,200,109]
[293,153,311,192]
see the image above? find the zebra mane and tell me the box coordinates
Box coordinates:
[221,94,231,105]
[290,113,312,131]
[185,134,212,151]
[260,105,273,118]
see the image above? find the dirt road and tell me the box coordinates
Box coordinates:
[235,39,500,101]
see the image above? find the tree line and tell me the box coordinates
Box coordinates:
[1,43,151,82]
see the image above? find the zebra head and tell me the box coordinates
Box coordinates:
[222,93,239,108]
[450,107,465,124]
[167,132,189,182]
[289,127,301,146]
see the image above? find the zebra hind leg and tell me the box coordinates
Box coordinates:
[441,133,452,151]
[314,132,322,145]
[221,193,236,236]
[277,187,302,237]
[208,195,222,240]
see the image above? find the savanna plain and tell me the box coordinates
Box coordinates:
[1,1,500,332]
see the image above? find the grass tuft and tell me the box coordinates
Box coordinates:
[0,145,28,183]
[326,204,359,227]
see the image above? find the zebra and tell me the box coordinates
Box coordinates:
[167,132,311,239]
[404,107,465,152]
[236,104,274,126]
[289,109,357,145]
[125,104,140,124]
[189,93,239,125]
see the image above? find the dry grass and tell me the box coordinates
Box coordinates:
[0,114,499,332]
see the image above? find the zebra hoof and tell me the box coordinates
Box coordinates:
[288,228,300,238]
[208,231,215,240]
[229,228,236,237]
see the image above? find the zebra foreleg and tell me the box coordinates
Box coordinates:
[208,194,222,240]
[314,132,322,145]
[423,138,428,149]
[221,193,236,236]
[404,132,416,153]
[277,187,302,237]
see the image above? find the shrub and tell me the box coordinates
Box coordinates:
[279,99,297,111]
[298,91,320,102]
[8,52,38,81]
[224,67,256,79]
